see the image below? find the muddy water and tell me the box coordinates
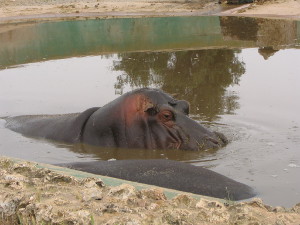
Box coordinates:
[0,16,300,207]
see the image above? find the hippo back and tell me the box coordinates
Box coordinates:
[5,107,99,143]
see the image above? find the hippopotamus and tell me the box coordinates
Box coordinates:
[5,88,227,151]
[57,159,255,200]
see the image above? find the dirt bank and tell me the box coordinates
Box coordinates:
[1,157,300,224]
[0,0,219,21]
[0,0,300,21]
[237,0,300,18]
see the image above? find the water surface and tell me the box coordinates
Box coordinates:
[0,16,300,207]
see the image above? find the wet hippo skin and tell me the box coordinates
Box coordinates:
[6,88,227,151]
[57,159,256,200]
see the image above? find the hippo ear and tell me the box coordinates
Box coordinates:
[145,107,158,116]
[136,95,154,112]
[170,93,179,98]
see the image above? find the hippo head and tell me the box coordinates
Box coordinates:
[85,88,227,151]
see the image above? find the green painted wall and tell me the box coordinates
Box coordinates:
[0,16,254,68]
[1,16,298,69]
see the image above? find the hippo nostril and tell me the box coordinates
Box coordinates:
[214,131,228,145]
[207,137,219,145]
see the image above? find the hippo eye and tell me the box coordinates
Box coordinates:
[160,110,174,122]
[145,107,158,116]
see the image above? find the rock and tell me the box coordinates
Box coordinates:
[81,177,104,188]
[82,187,103,202]
[106,216,141,225]
[35,204,53,223]
[3,173,27,182]
[0,195,21,216]
[247,198,267,209]
[68,210,91,224]
[140,188,167,201]
[196,198,230,223]
[46,174,73,183]
[108,184,137,200]
[273,206,288,213]
[12,163,33,175]
[172,194,196,208]
[146,203,159,210]
[292,203,300,213]
[162,209,191,225]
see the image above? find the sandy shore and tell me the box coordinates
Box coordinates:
[1,0,299,22]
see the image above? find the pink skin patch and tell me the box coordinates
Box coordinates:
[121,94,153,126]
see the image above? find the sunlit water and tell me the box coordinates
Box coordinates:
[0,16,299,207]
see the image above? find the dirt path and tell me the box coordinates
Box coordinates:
[1,157,300,224]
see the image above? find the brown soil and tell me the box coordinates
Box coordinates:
[1,157,300,224]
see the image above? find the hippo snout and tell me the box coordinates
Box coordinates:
[175,113,228,151]
[213,131,228,145]
[193,131,228,151]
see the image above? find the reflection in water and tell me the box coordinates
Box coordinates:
[113,49,244,121]
[1,16,299,68]
[220,17,299,59]
[60,142,220,163]
[0,16,223,68]
[220,16,259,41]
[258,47,279,60]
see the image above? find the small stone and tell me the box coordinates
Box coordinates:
[54,199,69,206]
[146,202,159,210]
[108,184,136,200]
[103,203,119,213]
[196,198,227,212]
[292,203,300,213]
[49,174,73,183]
[82,187,103,202]
[4,174,27,182]
[68,210,91,224]
[172,194,195,207]
[247,198,267,209]
[140,188,167,201]
[273,206,287,213]
[81,178,104,188]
